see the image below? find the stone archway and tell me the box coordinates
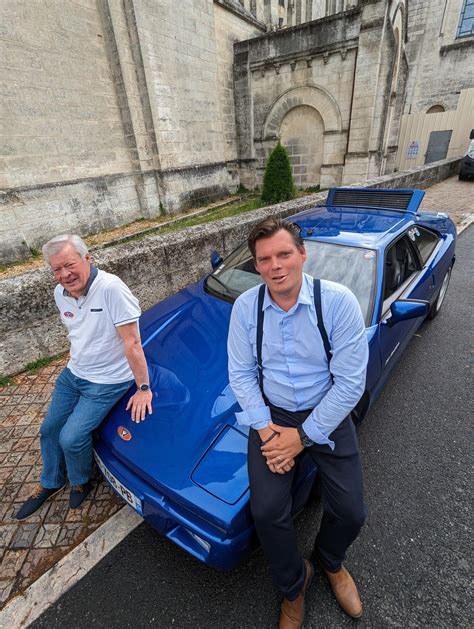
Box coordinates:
[263,85,342,139]
[261,86,343,188]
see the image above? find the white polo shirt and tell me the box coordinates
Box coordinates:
[54,269,141,384]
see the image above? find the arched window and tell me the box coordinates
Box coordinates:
[457,0,474,38]
[427,105,445,114]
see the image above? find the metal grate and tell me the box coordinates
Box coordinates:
[332,190,414,210]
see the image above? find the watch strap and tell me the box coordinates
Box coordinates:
[297,425,314,448]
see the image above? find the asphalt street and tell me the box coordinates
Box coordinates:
[33,227,473,629]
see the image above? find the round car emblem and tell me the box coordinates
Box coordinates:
[117,426,132,441]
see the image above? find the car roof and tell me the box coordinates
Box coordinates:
[291,205,411,248]
[290,187,424,249]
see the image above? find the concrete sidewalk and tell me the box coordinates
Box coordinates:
[0,175,473,610]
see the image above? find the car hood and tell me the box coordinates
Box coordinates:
[97,280,248,503]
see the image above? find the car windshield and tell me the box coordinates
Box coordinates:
[206,240,377,325]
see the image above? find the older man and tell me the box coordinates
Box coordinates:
[228,218,369,627]
[16,235,152,519]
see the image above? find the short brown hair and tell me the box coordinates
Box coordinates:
[248,217,303,259]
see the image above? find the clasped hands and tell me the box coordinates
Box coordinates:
[258,424,304,474]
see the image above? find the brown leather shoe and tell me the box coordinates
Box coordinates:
[324,565,362,619]
[279,559,314,629]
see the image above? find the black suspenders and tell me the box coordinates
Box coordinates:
[256,279,332,396]
[313,279,332,367]
[256,283,266,393]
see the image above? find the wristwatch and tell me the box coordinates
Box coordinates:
[137,383,150,392]
[297,425,315,448]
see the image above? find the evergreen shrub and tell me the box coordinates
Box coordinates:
[261,142,296,204]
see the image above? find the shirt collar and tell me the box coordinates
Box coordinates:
[62,265,98,298]
[262,273,313,311]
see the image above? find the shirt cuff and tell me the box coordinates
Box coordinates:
[235,405,271,430]
[302,419,335,451]
[115,316,140,327]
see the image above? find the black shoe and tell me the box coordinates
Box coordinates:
[15,484,65,520]
[69,481,92,509]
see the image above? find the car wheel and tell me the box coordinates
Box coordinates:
[428,266,451,319]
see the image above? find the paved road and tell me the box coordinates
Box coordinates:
[33,229,473,628]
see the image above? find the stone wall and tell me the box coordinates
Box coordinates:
[0,0,132,189]
[0,0,143,263]
[404,0,474,113]
[0,156,460,377]
[0,0,263,265]
[0,171,161,263]
[215,2,263,162]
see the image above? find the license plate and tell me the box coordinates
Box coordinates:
[94,451,143,515]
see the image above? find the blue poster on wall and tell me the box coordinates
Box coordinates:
[407,141,420,159]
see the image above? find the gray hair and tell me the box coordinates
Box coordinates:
[42,235,89,264]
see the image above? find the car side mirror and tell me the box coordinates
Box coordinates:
[386,299,430,327]
[210,251,223,270]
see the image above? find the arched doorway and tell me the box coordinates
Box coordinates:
[427,105,445,114]
[279,105,324,187]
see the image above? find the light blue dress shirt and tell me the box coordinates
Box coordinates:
[227,273,369,450]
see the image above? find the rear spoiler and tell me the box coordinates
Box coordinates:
[326,188,425,214]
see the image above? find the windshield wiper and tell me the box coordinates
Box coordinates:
[206,275,239,299]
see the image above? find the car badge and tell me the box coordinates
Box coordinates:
[64,311,74,318]
[117,426,132,441]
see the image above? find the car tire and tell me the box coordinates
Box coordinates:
[428,266,451,319]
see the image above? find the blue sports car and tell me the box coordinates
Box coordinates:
[94,187,456,569]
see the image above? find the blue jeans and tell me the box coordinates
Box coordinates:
[40,368,133,488]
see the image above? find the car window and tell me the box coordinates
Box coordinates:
[383,236,418,302]
[304,242,376,324]
[206,241,377,325]
[407,226,440,265]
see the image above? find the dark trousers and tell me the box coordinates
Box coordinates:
[248,405,366,600]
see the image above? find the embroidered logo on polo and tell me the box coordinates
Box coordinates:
[117,426,132,441]
[90,308,103,312]
[63,311,74,318]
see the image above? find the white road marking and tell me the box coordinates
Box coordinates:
[0,507,142,629]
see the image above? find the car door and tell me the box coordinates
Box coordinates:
[377,232,426,378]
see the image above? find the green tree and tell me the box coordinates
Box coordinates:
[261,142,296,204]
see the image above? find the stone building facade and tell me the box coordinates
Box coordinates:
[1,0,473,264]
[235,0,473,186]
[404,0,474,113]
[0,0,264,263]
[234,2,408,188]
